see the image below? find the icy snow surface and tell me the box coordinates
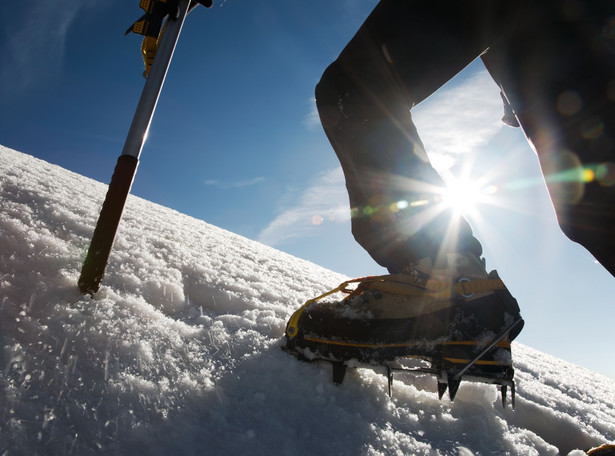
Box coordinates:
[0,145,614,455]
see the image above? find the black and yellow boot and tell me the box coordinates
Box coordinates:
[285,252,523,402]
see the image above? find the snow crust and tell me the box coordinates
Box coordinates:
[0,145,614,455]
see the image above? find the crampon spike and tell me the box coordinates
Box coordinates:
[448,377,462,401]
[332,362,347,384]
[386,366,394,397]
[511,382,516,409]
[437,381,448,400]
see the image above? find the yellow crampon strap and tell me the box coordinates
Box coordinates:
[285,274,506,339]
[285,279,357,339]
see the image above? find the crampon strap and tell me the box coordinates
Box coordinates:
[286,274,506,339]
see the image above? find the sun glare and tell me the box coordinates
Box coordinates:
[441,176,485,216]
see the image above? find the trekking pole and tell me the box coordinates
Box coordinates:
[78,0,195,295]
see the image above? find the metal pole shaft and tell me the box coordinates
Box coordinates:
[122,0,191,159]
[78,0,191,295]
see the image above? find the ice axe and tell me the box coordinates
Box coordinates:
[79,0,211,295]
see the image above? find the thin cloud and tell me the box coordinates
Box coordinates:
[204,176,265,190]
[0,1,99,97]
[257,168,349,246]
[303,99,321,131]
[413,69,504,171]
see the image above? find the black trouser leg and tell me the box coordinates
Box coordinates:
[315,0,512,272]
[483,1,615,276]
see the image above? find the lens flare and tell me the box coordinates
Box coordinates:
[597,162,615,186]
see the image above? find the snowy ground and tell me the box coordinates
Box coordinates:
[0,144,614,455]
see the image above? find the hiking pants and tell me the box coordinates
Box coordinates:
[315,0,615,275]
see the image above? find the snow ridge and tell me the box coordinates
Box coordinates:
[0,145,613,455]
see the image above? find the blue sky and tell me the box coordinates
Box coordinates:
[1,0,614,379]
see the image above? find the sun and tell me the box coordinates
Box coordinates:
[441,176,487,216]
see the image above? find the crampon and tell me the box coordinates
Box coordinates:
[284,272,524,408]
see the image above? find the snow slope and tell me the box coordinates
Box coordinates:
[0,144,614,455]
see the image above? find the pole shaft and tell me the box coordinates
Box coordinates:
[78,0,191,294]
[123,0,191,159]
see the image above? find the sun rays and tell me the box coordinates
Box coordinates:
[344,159,512,267]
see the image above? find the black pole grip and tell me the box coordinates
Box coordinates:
[78,155,139,295]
